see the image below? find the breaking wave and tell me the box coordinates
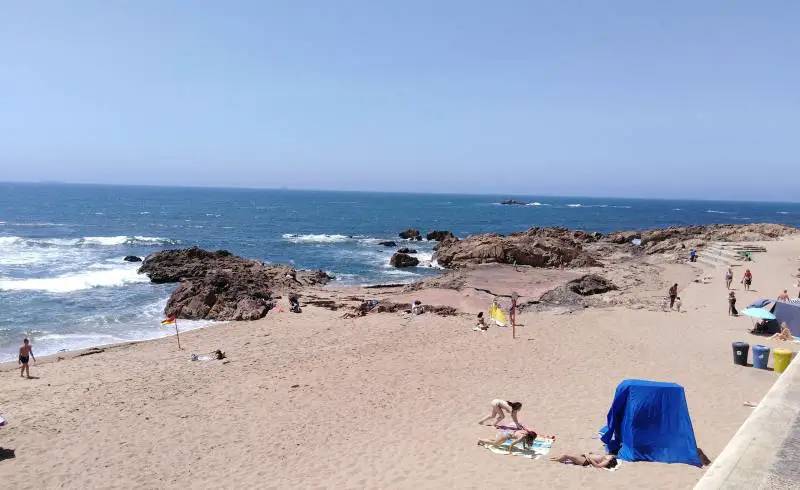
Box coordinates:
[0,264,149,293]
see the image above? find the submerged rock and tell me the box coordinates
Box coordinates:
[397,247,418,254]
[378,241,398,247]
[123,255,143,263]
[138,247,331,321]
[500,199,527,205]
[390,252,420,268]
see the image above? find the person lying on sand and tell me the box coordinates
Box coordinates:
[477,428,537,455]
[770,322,794,341]
[478,399,522,428]
[550,453,618,469]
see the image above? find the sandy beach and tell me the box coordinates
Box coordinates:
[2,235,799,489]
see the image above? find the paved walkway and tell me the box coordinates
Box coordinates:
[695,352,800,489]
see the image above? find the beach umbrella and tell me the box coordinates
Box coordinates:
[741,308,777,320]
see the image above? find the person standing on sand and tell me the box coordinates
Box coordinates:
[668,284,678,309]
[18,338,36,378]
[729,291,738,316]
[742,269,753,291]
[725,268,733,290]
[478,399,523,428]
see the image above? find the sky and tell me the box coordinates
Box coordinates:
[1,1,798,201]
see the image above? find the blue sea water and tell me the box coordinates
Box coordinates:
[2,182,799,361]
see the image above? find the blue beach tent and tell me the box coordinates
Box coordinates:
[600,380,702,467]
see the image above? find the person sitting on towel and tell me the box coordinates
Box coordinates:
[550,452,618,469]
[770,322,794,341]
[477,428,537,455]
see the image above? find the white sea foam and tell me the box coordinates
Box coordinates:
[525,202,550,207]
[567,204,582,207]
[0,265,149,293]
[382,269,420,276]
[706,210,733,214]
[282,233,352,244]
[0,235,178,248]
[777,211,790,215]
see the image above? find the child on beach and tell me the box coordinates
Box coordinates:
[18,338,36,378]
[725,268,733,290]
[473,312,488,331]
[674,296,682,312]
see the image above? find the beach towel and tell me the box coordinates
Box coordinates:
[482,436,555,459]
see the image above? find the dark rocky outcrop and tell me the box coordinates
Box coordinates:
[378,241,398,247]
[566,274,617,296]
[397,247,418,254]
[399,229,423,241]
[123,255,143,263]
[138,247,331,321]
[500,199,527,205]
[390,252,420,268]
[426,230,455,241]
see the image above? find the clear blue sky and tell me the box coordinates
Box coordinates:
[1,1,798,200]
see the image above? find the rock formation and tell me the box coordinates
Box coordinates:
[426,230,455,241]
[397,247,418,254]
[379,241,398,247]
[500,199,527,205]
[390,252,420,268]
[123,255,143,263]
[433,227,601,269]
[399,229,423,241]
[138,248,331,321]
[433,224,796,269]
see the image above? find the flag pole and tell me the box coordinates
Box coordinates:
[175,318,181,350]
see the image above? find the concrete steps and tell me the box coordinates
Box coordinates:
[695,242,766,269]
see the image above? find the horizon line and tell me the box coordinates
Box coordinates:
[2,180,800,205]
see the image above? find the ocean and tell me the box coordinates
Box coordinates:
[2,182,799,362]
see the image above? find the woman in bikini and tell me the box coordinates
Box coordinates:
[478,399,522,428]
[551,452,618,469]
[477,428,538,455]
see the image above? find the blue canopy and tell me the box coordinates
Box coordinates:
[600,380,701,466]
[747,299,772,309]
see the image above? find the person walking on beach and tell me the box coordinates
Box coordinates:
[478,399,523,428]
[728,291,738,316]
[18,338,36,378]
[742,269,753,291]
[725,268,733,290]
[668,284,678,309]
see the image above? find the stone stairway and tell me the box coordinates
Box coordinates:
[696,242,767,269]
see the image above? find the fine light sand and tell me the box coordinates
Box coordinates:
[2,236,799,489]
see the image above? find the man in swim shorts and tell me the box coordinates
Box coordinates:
[19,338,36,378]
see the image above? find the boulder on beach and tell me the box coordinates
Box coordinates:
[138,247,332,321]
[123,255,143,263]
[379,241,398,247]
[390,252,420,268]
[567,274,617,296]
[426,230,455,242]
[397,247,418,254]
[399,229,422,241]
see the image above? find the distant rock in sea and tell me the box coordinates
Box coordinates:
[426,230,455,241]
[138,247,331,321]
[123,255,143,263]
[379,241,398,247]
[399,229,423,241]
[500,199,527,205]
[397,247,417,254]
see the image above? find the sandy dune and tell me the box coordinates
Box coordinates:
[1,236,798,489]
